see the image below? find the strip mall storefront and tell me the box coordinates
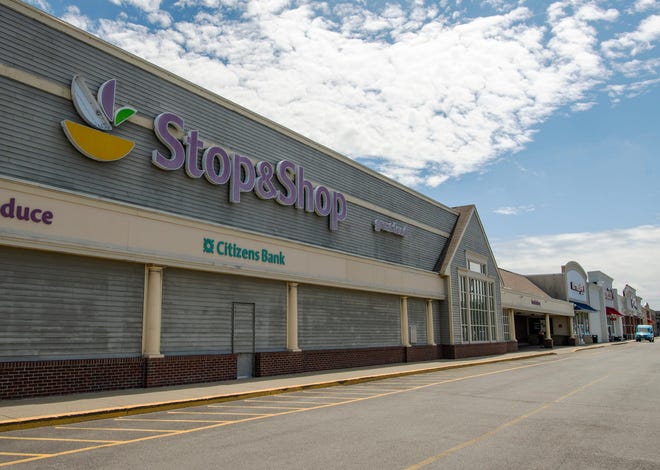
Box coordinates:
[499,269,574,348]
[0,0,510,399]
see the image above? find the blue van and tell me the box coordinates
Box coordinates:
[635,325,655,342]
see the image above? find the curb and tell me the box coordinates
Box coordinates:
[0,351,556,432]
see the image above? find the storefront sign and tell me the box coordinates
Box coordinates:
[1,197,53,225]
[605,288,614,301]
[203,237,285,265]
[531,299,541,306]
[61,75,347,232]
[154,113,347,231]
[570,281,585,294]
[373,218,408,237]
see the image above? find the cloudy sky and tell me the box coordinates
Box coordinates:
[26,0,660,306]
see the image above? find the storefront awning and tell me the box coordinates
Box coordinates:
[606,307,623,317]
[572,301,597,312]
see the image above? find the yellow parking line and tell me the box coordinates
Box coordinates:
[404,374,610,469]
[0,452,50,457]
[116,418,229,424]
[0,357,568,468]
[55,426,177,433]
[207,405,302,410]
[243,399,335,405]
[167,411,270,416]
[0,436,119,443]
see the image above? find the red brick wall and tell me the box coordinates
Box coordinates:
[0,358,144,399]
[144,355,237,388]
[255,347,406,377]
[441,342,510,359]
[406,345,441,362]
[0,354,237,399]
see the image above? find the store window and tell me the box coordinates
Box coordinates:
[502,312,511,341]
[573,311,590,339]
[459,253,497,343]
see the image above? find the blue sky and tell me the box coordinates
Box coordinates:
[24,0,660,306]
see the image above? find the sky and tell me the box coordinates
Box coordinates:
[24,0,660,307]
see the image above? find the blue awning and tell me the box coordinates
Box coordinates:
[572,301,597,312]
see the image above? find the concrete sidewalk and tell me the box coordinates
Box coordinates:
[0,343,617,431]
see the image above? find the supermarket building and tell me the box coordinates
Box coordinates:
[0,0,513,399]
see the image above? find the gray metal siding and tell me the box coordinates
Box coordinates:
[161,268,286,354]
[449,215,503,344]
[407,298,427,345]
[298,285,400,349]
[0,245,144,359]
[0,5,457,272]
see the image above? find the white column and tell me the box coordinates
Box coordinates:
[569,316,575,338]
[143,265,164,358]
[287,282,300,351]
[509,309,517,342]
[544,313,552,341]
[401,296,410,347]
[426,299,436,346]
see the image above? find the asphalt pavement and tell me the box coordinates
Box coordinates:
[0,343,620,431]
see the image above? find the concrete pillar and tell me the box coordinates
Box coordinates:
[569,316,575,338]
[287,282,300,351]
[401,296,410,347]
[426,299,436,346]
[509,309,517,342]
[143,265,164,358]
[543,313,553,348]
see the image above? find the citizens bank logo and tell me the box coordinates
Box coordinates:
[61,75,137,161]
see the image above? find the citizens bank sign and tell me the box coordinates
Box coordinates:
[61,75,347,231]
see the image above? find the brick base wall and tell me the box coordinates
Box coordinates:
[255,346,407,377]
[145,354,237,388]
[441,342,510,359]
[0,358,145,399]
[406,345,441,362]
[0,354,237,400]
[3,342,514,399]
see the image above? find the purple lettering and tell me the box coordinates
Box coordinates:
[254,161,277,200]
[203,146,231,185]
[30,209,42,223]
[313,186,331,217]
[184,130,205,178]
[329,191,347,231]
[275,160,297,206]
[0,197,15,218]
[295,166,314,212]
[41,211,53,225]
[16,206,30,221]
[230,154,256,203]
[152,112,185,170]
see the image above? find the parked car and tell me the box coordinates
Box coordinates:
[635,325,655,342]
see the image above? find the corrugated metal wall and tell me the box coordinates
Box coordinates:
[161,268,286,354]
[298,285,400,349]
[0,5,457,272]
[407,298,428,345]
[0,246,144,359]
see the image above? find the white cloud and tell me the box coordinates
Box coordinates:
[110,0,162,13]
[492,225,660,307]
[602,14,660,58]
[23,0,51,12]
[56,1,658,188]
[570,101,597,111]
[494,205,535,216]
[631,0,659,13]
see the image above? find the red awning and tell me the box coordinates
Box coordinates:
[606,307,623,317]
